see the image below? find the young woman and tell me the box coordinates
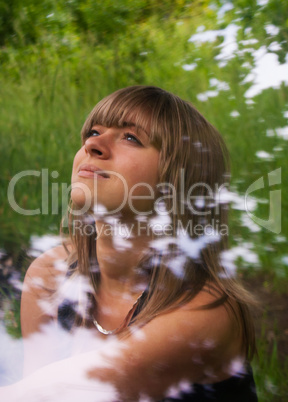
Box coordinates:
[4,86,258,401]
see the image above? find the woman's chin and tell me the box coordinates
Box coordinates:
[71,183,93,213]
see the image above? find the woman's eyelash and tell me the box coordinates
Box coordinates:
[87,129,99,138]
[123,133,142,145]
[86,129,142,145]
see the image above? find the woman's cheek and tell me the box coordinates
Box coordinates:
[71,147,93,210]
[72,147,85,175]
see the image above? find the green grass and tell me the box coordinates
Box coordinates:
[253,320,288,401]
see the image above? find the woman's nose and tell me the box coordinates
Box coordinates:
[84,135,111,159]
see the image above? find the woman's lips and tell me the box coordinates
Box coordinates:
[78,164,110,179]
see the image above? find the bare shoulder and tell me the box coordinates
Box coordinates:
[24,244,71,290]
[180,282,239,342]
[162,285,240,349]
[89,287,245,398]
[121,285,243,384]
[21,244,73,338]
[21,244,74,374]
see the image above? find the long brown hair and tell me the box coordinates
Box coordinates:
[63,86,256,360]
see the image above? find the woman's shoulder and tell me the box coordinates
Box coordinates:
[29,243,72,266]
[21,244,75,337]
[21,244,74,317]
[130,283,244,383]
[24,244,73,288]
[181,283,241,345]
[185,283,242,345]
[96,285,246,395]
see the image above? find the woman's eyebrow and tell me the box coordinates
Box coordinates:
[121,121,149,137]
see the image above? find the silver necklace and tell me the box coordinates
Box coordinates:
[92,291,145,335]
[92,318,119,335]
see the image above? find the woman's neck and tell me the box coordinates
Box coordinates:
[95,218,151,300]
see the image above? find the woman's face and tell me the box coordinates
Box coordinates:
[71,124,160,217]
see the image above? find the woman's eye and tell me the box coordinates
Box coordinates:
[87,129,100,137]
[124,133,142,145]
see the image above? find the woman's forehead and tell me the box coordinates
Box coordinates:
[119,120,149,136]
[91,107,152,135]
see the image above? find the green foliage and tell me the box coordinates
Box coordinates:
[3,297,22,339]
[0,0,73,46]
[0,0,199,49]
[216,0,288,63]
[253,317,288,401]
